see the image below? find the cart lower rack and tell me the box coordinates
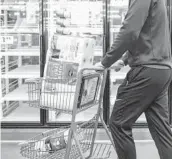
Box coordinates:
[20,115,112,159]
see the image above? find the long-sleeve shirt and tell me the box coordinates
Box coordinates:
[101,0,172,69]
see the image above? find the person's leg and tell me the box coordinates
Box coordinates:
[145,89,172,159]
[109,67,172,159]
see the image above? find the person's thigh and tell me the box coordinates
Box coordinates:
[110,67,172,127]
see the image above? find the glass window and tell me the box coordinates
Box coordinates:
[0,0,40,122]
[42,0,104,122]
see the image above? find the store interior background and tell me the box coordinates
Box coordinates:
[0,0,148,124]
[0,0,172,158]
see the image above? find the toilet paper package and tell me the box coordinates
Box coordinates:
[58,36,95,69]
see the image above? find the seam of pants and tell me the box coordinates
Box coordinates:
[146,112,164,159]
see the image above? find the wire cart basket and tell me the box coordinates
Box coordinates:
[20,61,116,159]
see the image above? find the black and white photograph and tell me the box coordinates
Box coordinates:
[0,0,172,159]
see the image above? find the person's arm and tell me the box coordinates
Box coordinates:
[120,51,129,66]
[101,0,152,68]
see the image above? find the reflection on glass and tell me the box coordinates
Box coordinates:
[44,0,104,122]
[0,0,40,122]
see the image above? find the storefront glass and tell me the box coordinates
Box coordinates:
[40,0,104,122]
[0,0,40,122]
[0,0,171,126]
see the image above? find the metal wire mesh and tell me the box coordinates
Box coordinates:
[20,116,112,159]
[27,77,76,113]
[27,71,102,114]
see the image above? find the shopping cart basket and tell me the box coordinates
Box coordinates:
[26,61,105,114]
[21,66,116,159]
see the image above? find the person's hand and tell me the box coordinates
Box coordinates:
[111,60,125,72]
[94,62,105,69]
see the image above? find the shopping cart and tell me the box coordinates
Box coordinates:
[20,61,116,159]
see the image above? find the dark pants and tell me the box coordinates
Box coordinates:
[109,66,172,159]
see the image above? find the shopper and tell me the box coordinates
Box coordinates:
[95,0,172,159]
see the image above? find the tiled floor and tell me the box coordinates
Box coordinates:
[1,141,159,159]
[1,128,160,159]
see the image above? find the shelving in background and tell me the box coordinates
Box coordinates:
[0,0,131,122]
[1,101,40,121]
[0,0,40,121]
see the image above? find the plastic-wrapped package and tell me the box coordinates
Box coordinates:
[58,36,95,69]
[45,59,79,80]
